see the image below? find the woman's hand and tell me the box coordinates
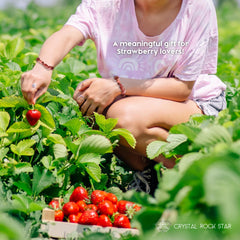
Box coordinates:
[73,78,121,116]
[21,64,52,105]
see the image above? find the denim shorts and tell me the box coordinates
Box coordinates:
[194,91,227,117]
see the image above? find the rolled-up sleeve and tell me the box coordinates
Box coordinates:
[65,0,96,45]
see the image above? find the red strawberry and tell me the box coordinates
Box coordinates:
[69,212,82,223]
[55,209,64,221]
[117,200,133,214]
[76,200,87,212]
[26,109,41,126]
[91,190,107,205]
[78,210,98,225]
[98,215,113,227]
[105,193,118,204]
[70,187,89,202]
[113,204,118,213]
[85,204,98,212]
[113,214,131,228]
[48,199,60,210]
[98,200,114,216]
[62,202,79,216]
[117,200,141,214]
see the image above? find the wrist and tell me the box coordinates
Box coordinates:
[33,63,53,76]
[36,57,55,71]
[113,76,126,97]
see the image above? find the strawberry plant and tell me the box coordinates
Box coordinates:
[0,1,240,240]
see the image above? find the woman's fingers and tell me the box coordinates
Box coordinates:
[21,74,38,104]
[85,102,99,116]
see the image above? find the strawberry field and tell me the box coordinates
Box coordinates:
[0,1,240,240]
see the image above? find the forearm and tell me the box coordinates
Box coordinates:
[120,77,195,102]
[36,25,84,68]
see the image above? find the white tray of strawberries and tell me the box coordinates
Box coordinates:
[41,187,141,238]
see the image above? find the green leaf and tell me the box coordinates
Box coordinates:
[4,38,25,59]
[134,207,163,232]
[0,111,10,131]
[204,163,240,227]
[7,122,31,133]
[193,125,232,148]
[13,173,32,195]
[0,148,9,161]
[94,112,118,133]
[92,174,108,190]
[11,194,45,214]
[146,141,167,159]
[0,96,28,108]
[170,124,201,141]
[32,166,56,196]
[56,57,86,74]
[178,152,203,173]
[47,134,66,146]
[6,62,21,71]
[79,135,112,155]
[0,213,26,240]
[53,143,68,159]
[165,134,188,151]
[84,162,101,182]
[77,153,102,165]
[10,139,36,156]
[63,118,85,135]
[111,128,136,148]
[41,156,53,170]
[14,162,33,175]
[35,104,55,134]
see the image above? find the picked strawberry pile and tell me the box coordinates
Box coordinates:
[48,187,141,229]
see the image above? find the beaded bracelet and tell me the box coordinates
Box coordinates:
[36,57,54,70]
[114,76,126,97]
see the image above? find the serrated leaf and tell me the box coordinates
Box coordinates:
[194,125,232,148]
[0,111,10,131]
[77,153,102,165]
[165,134,188,151]
[7,122,31,133]
[32,166,56,196]
[111,128,136,148]
[10,139,36,156]
[11,194,45,214]
[178,152,203,173]
[14,162,33,175]
[63,118,85,135]
[6,62,21,71]
[0,148,9,161]
[35,104,55,130]
[83,162,101,182]
[79,135,112,155]
[13,173,32,195]
[146,141,167,159]
[0,96,28,108]
[47,134,66,146]
[53,143,68,159]
[170,124,201,141]
[94,112,118,133]
[204,163,240,225]
[56,57,86,74]
[5,37,25,59]
[41,156,53,170]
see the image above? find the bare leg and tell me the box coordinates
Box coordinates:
[106,96,202,170]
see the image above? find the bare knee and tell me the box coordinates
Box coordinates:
[106,99,143,137]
